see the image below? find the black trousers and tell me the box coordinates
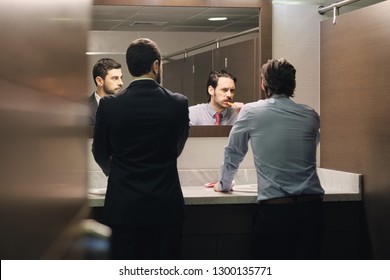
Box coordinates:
[110,223,183,260]
[251,200,325,260]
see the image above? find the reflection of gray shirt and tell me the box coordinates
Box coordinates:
[218,95,324,201]
[189,103,238,126]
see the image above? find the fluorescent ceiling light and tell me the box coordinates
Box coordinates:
[208,17,228,21]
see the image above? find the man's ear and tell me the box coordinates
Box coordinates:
[96,76,104,87]
[261,79,265,91]
[208,85,214,96]
[153,60,159,74]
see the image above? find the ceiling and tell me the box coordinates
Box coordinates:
[91,6,259,33]
[91,1,385,33]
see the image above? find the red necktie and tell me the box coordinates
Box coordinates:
[215,113,222,125]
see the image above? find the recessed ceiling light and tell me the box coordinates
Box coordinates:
[208,17,228,21]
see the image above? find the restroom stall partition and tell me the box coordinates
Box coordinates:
[0,0,91,259]
[163,38,260,106]
[320,1,390,259]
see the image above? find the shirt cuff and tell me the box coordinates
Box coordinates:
[216,180,235,192]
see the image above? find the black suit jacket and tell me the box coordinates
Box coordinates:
[92,79,189,226]
[88,93,98,125]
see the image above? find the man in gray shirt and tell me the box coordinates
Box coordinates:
[213,58,325,259]
[189,70,243,125]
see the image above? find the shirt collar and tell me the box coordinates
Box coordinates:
[206,103,230,118]
[130,77,155,84]
[94,92,101,104]
[271,94,289,99]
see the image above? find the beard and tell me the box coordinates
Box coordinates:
[103,84,121,95]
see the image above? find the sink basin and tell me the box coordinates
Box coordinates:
[89,188,107,195]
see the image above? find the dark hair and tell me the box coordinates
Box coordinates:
[206,69,237,102]
[92,58,121,86]
[126,38,161,77]
[261,58,296,98]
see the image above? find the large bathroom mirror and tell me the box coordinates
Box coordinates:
[90,0,272,137]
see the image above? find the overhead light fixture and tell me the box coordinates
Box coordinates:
[208,17,228,21]
[130,21,167,26]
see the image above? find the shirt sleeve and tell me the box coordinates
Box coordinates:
[218,105,251,191]
[188,106,197,126]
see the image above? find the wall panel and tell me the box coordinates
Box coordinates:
[320,0,390,259]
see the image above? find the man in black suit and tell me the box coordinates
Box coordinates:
[88,58,123,125]
[92,38,189,259]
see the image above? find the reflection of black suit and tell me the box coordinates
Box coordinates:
[92,79,189,259]
[88,92,98,125]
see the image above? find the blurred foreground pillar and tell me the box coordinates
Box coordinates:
[0,0,93,259]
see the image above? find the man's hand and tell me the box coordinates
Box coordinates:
[203,181,235,192]
[203,182,217,188]
[227,102,244,112]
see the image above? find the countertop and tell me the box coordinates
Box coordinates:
[88,168,362,207]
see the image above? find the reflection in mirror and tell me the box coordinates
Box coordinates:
[89,2,271,136]
[163,37,259,126]
[163,32,259,106]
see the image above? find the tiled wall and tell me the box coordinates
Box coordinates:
[272,3,324,114]
[87,137,255,189]
[177,137,254,170]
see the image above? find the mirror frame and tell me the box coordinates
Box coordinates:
[89,125,232,138]
[92,0,272,137]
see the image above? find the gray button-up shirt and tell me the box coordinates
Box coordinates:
[218,95,324,201]
[189,103,238,126]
